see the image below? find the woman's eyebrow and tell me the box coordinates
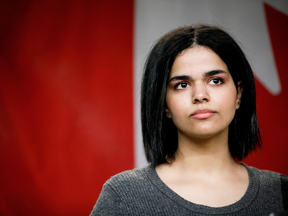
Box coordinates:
[169,70,226,82]
[169,75,191,82]
[204,70,227,77]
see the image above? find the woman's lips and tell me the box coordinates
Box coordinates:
[190,109,216,119]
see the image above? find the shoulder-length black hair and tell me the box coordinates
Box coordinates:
[141,25,261,167]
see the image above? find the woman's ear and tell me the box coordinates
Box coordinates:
[236,81,243,109]
[165,108,172,118]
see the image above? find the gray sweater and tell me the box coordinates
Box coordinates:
[90,164,288,215]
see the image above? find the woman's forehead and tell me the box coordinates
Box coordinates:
[170,46,229,77]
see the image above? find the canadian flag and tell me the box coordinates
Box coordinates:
[0,0,287,215]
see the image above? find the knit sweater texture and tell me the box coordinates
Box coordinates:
[90,164,287,215]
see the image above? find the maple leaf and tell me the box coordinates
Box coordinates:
[244,3,288,176]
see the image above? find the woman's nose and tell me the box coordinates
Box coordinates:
[192,83,210,104]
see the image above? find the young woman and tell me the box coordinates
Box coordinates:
[90,25,288,215]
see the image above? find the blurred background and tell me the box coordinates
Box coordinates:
[0,0,287,215]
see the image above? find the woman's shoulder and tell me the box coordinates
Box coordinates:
[90,166,156,215]
[245,165,287,196]
[244,164,286,180]
[104,166,152,190]
[243,164,288,210]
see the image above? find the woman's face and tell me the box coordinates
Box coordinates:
[165,46,242,141]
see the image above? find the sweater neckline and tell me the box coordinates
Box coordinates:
[145,164,259,214]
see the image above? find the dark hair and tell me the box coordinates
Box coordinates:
[141,25,261,167]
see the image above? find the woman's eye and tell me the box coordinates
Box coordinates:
[209,78,223,85]
[175,82,190,90]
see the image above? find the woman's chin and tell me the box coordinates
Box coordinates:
[178,128,228,141]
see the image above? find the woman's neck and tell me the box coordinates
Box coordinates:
[172,147,236,174]
[169,130,238,174]
[155,130,248,208]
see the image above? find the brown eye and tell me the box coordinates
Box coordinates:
[175,82,190,90]
[209,78,223,85]
[180,83,188,88]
